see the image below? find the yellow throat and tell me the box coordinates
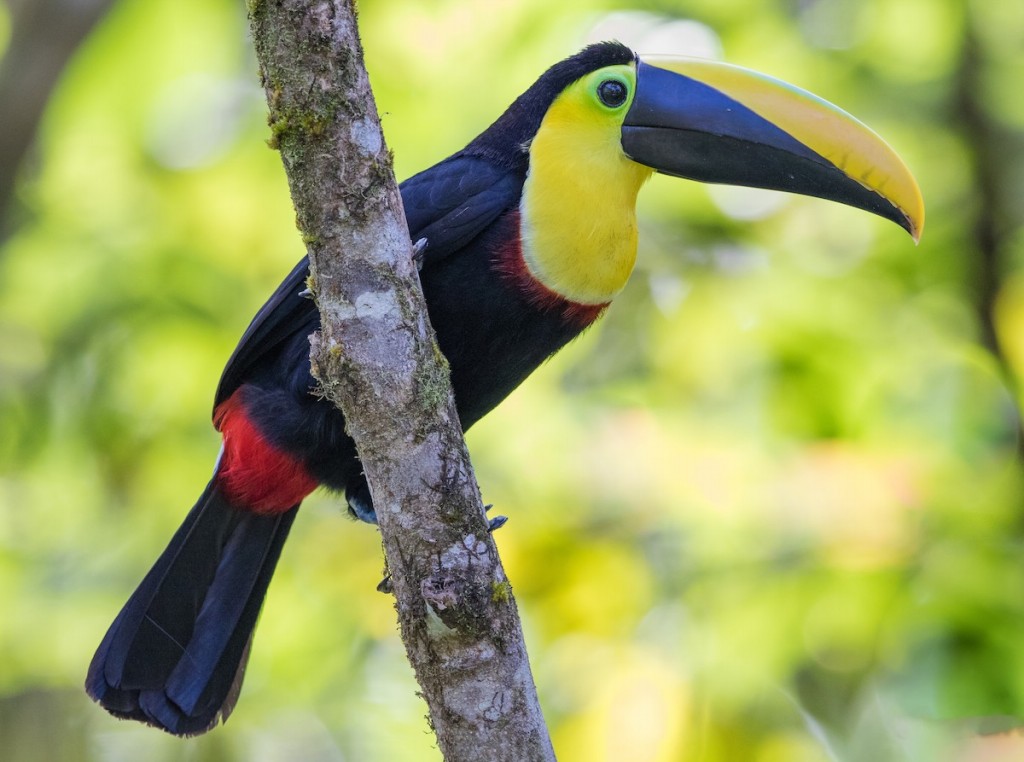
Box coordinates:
[519,68,653,305]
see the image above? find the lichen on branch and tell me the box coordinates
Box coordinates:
[246,2,555,760]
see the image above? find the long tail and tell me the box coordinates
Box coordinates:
[85,480,298,736]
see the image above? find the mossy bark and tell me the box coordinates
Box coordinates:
[246,2,555,760]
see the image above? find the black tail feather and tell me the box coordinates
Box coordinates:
[86,481,298,735]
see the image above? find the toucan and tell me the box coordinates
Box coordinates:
[86,42,924,735]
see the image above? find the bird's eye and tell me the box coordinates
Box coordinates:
[597,79,628,108]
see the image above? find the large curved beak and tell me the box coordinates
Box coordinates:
[622,57,924,242]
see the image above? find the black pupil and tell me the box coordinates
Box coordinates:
[598,79,627,107]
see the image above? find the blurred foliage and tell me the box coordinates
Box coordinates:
[1,0,1023,759]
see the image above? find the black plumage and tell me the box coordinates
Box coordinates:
[86,36,921,734]
[87,42,636,735]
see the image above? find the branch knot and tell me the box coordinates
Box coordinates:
[421,573,461,611]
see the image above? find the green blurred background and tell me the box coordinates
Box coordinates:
[2,0,1023,759]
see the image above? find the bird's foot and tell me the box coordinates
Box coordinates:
[376,505,505,595]
[412,238,428,271]
[485,504,508,533]
[346,487,378,525]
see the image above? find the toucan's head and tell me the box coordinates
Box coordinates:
[471,42,924,243]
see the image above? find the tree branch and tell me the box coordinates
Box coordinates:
[0,0,116,237]
[951,20,1024,459]
[245,2,555,759]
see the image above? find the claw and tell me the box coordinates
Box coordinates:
[484,504,508,533]
[375,502,505,592]
[412,238,429,271]
[346,484,378,525]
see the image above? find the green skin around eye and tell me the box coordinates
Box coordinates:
[585,66,636,112]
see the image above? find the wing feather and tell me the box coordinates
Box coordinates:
[212,155,522,410]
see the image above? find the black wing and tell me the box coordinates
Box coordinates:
[212,154,522,411]
[213,258,312,409]
[401,153,523,264]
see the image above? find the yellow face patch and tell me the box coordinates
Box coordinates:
[520,65,654,305]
